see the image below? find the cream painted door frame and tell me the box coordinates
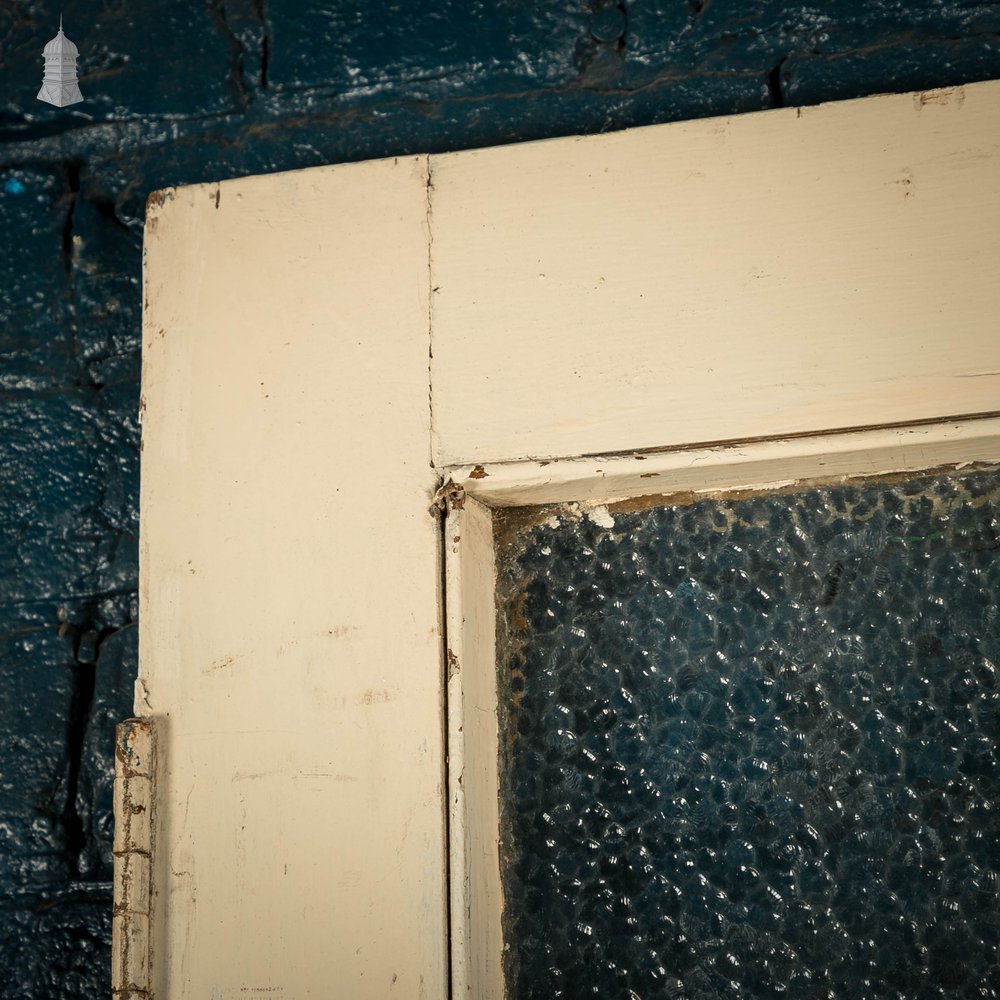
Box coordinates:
[443,416,1000,998]
[136,80,1000,999]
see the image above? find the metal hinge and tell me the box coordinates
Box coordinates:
[112,717,156,999]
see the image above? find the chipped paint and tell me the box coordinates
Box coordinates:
[916,85,965,108]
[134,677,153,714]
[431,478,466,514]
[359,686,398,706]
[145,187,175,212]
[585,504,615,528]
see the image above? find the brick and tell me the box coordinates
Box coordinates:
[263,0,589,97]
[0,169,75,391]
[0,895,112,997]
[0,627,76,892]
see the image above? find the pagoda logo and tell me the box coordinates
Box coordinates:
[38,16,83,107]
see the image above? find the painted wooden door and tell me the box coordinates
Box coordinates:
[134,80,1000,999]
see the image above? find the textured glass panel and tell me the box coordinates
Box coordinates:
[496,469,1000,999]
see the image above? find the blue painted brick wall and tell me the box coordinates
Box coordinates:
[0,2,998,994]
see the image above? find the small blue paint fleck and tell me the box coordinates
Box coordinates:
[4,178,26,195]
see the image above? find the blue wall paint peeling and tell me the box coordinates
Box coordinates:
[0,2,997,994]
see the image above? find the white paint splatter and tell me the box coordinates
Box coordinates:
[586,505,616,529]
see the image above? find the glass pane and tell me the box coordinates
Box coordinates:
[496,468,1000,999]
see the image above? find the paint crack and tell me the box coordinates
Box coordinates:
[425,155,437,471]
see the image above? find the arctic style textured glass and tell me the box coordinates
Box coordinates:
[496,469,1000,999]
